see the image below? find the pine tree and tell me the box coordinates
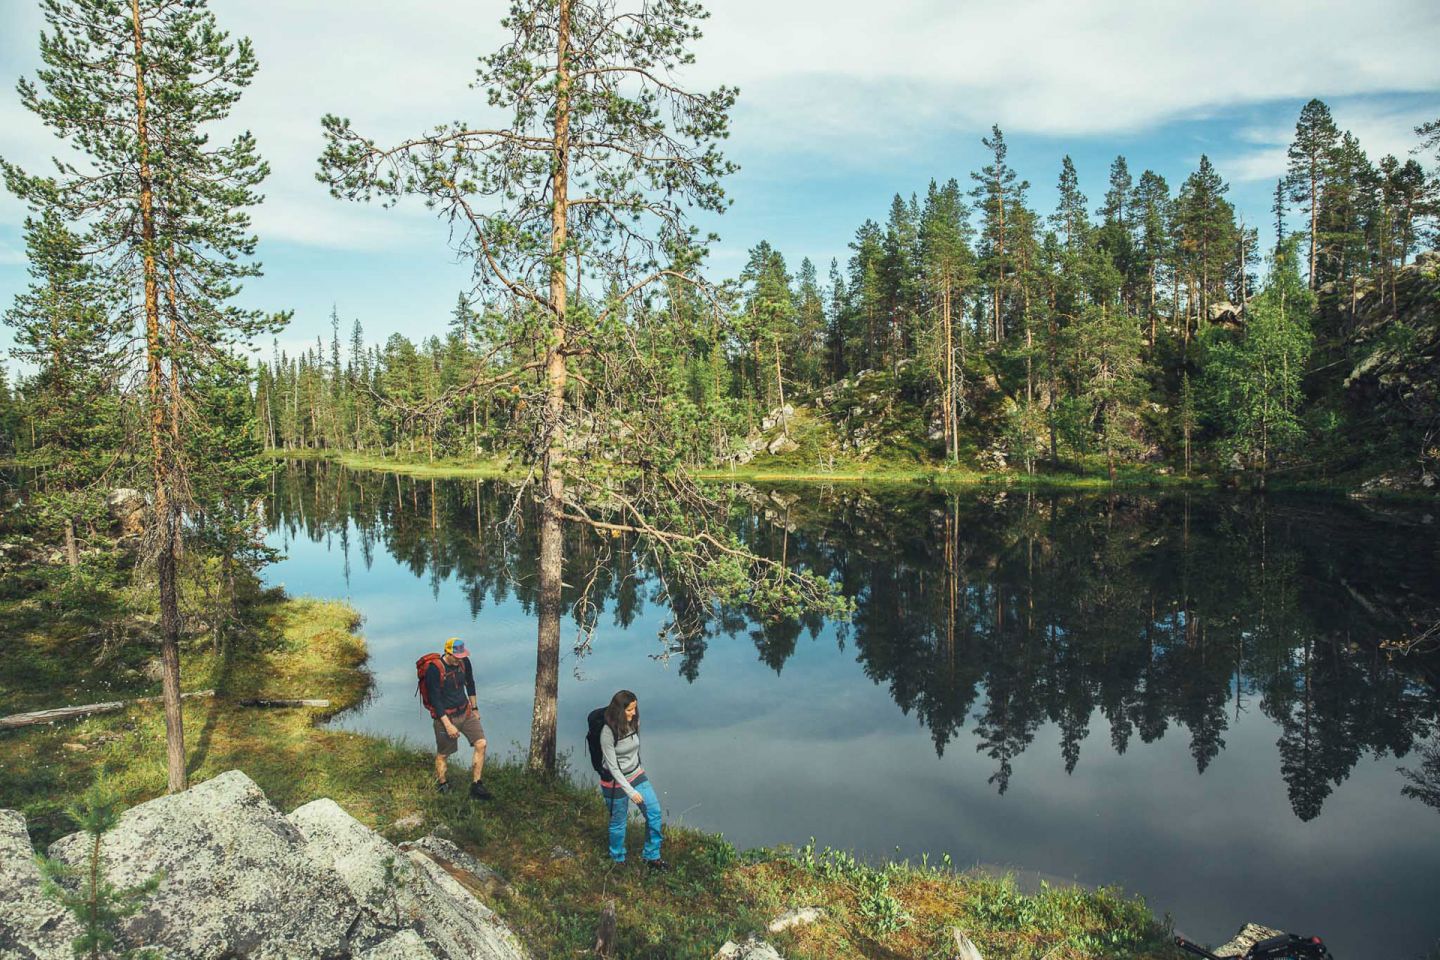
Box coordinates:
[1051,155,1090,251]
[38,782,162,960]
[1316,131,1375,302]
[794,257,826,390]
[880,193,922,364]
[0,366,17,457]
[1285,99,1342,290]
[320,0,842,772]
[919,179,975,460]
[825,258,848,379]
[1131,170,1172,346]
[1097,156,1136,311]
[970,126,1027,343]
[4,0,281,792]
[739,241,797,426]
[846,220,886,369]
[1174,155,1237,348]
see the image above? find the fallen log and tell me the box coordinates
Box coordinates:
[235,698,332,708]
[1,691,331,730]
[0,690,216,730]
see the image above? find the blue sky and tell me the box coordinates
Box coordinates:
[2,0,1438,364]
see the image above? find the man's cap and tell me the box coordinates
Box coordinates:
[444,637,469,659]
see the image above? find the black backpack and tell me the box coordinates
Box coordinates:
[585,707,610,777]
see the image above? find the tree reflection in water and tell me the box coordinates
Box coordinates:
[267,462,1440,822]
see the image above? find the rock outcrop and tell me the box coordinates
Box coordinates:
[1,770,527,960]
[0,809,80,960]
[1214,922,1285,957]
[105,488,146,545]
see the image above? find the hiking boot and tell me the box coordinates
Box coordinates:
[644,858,670,873]
[436,779,452,794]
[469,779,493,800]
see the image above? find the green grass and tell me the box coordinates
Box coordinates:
[269,443,1215,492]
[265,448,517,479]
[695,459,1209,491]
[1,589,1181,960]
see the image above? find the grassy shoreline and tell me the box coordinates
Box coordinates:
[1,593,1177,959]
[267,447,1440,499]
[267,446,1213,491]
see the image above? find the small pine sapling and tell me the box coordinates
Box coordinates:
[37,783,163,960]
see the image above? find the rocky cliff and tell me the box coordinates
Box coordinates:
[1339,252,1440,490]
[0,770,528,960]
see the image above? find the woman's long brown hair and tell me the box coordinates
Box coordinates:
[604,689,639,738]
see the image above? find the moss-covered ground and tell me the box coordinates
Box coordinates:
[1,586,1181,960]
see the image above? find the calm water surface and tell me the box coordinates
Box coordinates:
[264,462,1440,957]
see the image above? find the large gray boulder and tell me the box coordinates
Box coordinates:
[1215,923,1285,958]
[45,770,362,959]
[0,809,80,960]
[290,798,527,960]
[358,930,439,959]
[714,934,786,959]
[2,771,529,960]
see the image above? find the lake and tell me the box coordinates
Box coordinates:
[264,461,1440,957]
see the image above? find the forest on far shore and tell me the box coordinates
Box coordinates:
[218,99,1440,488]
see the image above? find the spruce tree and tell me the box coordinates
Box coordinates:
[3,212,124,566]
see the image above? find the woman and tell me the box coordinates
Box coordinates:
[599,689,667,870]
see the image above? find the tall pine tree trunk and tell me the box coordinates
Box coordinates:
[774,337,788,437]
[530,0,572,774]
[131,0,186,794]
[943,281,954,461]
[1308,168,1318,290]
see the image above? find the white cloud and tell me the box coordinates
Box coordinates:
[0,1,504,252]
[1222,99,1438,183]
[2,0,1437,264]
[694,0,1440,147]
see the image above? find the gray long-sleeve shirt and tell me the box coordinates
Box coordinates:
[599,724,642,786]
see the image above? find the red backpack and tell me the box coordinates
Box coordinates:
[415,653,447,715]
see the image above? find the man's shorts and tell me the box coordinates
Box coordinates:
[433,711,485,756]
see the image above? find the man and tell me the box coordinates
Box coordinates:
[423,637,492,799]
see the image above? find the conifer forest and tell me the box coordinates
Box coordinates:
[2,1,1439,957]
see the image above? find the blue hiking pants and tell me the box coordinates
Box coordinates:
[605,777,662,863]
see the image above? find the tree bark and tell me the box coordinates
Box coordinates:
[530,0,572,774]
[131,0,187,794]
[774,337,788,437]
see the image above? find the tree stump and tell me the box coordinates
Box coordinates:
[594,900,617,958]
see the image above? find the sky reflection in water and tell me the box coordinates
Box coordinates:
[264,463,1440,956]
